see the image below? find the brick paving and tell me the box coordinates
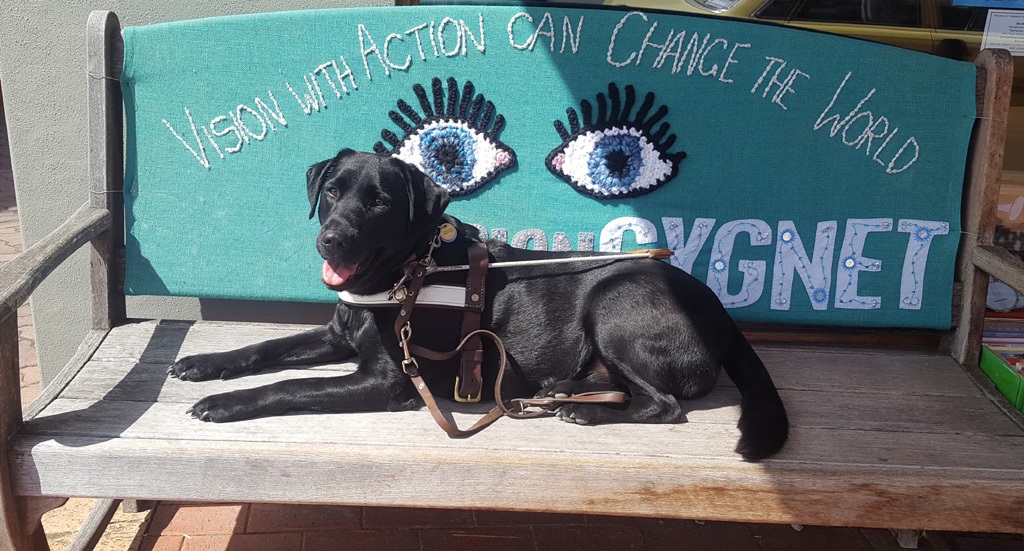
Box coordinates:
[3,97,1023,550]
[136,503,1023,551]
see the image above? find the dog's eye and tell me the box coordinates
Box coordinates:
[373,77,516,197]
[325,187,339,199]
[373,198,386,208]
[546,83,686,199]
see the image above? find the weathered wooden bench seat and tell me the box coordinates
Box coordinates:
[2,5,1024,549]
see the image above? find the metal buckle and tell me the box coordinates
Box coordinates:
[453,376,481,403]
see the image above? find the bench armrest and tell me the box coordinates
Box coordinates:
[0,203,111,323]
[973,245,1024,296]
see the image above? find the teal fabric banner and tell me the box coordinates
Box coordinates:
[122,5,976,328]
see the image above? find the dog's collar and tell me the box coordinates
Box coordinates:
[342,223,472,309]
[339,285,469,309]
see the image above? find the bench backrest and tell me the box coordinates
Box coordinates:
[121,5,978,329]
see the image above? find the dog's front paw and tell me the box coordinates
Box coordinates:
[168,353,246,382]
[534,381,572,400]
[187,391,260,423]
[556,403,600,425]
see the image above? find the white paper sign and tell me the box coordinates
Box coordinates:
[983,9,1024,56]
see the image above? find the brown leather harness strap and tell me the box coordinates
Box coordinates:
[399,326,510,437]
[455,242,487,402]
[391,228,628,437]
[399,325,627,437]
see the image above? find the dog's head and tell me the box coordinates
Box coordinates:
[306,149,450,292]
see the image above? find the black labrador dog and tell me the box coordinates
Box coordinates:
[169,149,789,461]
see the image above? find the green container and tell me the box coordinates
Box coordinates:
[980,345,1024,412]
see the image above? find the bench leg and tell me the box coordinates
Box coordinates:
[0,495,67,551]
[30,524,50,551]
[891,529,923,549]
[121,500,155,514]
[67,499,121,551]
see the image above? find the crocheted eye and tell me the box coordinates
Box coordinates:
[374,77,517,197]
[546,83,686,199]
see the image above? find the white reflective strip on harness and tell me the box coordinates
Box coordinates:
[339,285,468,308]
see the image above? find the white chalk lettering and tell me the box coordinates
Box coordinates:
[751,57,810,110]
[437,17,464,56]
[254,92,286,131]
[358,24,390,80]
[406,22,431,60]
[463,14,486,54]
[508,12,533,50]
[162,107,211,169]
[210,115,243,154]
[606,11,646,67]
[384,33,412,71]
[286,76,321,115]
[815,73,920,174]
[233,105,267,141]
[509,11,576,53]
[530,12,557,52]
[606,12,749,81]
[562,15,584,53]
[717,42,749,83]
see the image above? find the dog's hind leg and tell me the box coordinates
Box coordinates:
[534,379,621,400]
[554,378,684,425]
[553,286,720,426]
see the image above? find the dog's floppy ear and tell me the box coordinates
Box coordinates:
[396,159,450,239]
[306,149,356,219]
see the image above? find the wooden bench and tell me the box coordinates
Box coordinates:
[2,5,1024,549]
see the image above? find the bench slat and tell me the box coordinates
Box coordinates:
[87,321,990,398]
[12,433,1024,533]
[31,379,1023,438]
[38,321,1019,439]
[21,397,1024,469]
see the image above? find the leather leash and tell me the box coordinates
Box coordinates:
[398,323,628,437]
[389,227,628,437]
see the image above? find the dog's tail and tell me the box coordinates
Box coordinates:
[720,332,789,461]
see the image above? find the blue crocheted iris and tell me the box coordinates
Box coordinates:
[419,124,477,190]
[374,77,516,197]
[587,133,644,194]
[547,83,686,199]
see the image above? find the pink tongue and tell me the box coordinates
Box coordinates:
[322,260,358,287]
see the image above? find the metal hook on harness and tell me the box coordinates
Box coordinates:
[398,322,419,374]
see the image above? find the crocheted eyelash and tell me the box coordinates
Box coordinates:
[545,83,687,199]
[373,77,517,197]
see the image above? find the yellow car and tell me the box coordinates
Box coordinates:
[605,0,1024,177]
[605,0,1000,62]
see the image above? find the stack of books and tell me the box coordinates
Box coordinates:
[981,323,1024,413]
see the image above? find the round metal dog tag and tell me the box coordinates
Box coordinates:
[439,223,457,243]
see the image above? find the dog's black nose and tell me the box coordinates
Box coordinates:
[319,231,347,255]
